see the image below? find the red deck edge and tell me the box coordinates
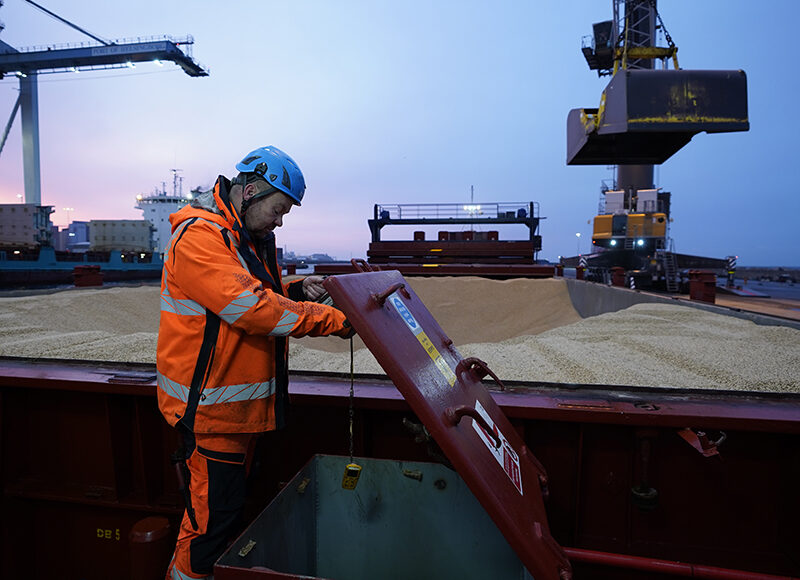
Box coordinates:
[2,358,798,434]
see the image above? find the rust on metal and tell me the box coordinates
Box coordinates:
[371,281,407,305]
[677,427,726,457]
[457,357,507,390]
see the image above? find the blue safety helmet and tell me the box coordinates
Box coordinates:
[235,146,306,206]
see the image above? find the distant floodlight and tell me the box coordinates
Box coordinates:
[637,239,644,246]
[463,204,482,214]
[126,61,135,68]
[610,239,617,246]
[15,71,27,78]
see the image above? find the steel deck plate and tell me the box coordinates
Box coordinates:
[324,270,572,580]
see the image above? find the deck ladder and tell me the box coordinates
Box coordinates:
[658,249,679,292]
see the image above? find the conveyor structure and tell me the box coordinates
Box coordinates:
[315,202,556,279]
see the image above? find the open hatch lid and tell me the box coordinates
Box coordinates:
[324,270,572,580]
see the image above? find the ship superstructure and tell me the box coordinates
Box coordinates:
[135,170,193,256]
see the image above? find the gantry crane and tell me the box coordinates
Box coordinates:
[563,0,748,291]
[0,0,208,207]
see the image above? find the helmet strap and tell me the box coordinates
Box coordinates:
[239,179,263,218]
[238,179,279,236]
[240,185,253,218]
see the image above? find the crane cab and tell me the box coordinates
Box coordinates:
[591,188,669,253]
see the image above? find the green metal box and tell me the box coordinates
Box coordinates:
[215,455,533,579]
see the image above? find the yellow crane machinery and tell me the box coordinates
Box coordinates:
[564,0,747,291]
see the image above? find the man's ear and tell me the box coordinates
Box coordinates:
[242,183,255,200]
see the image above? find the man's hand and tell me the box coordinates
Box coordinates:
[302,275,327,301]
[335,319,357,339]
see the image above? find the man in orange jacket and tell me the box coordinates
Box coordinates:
[157,146,354,579]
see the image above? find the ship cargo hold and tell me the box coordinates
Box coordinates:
[1,272,798,579]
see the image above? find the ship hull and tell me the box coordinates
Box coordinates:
[0,246,162,287]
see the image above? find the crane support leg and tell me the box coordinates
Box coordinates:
[0,94,21,158]
[20,73,41,205]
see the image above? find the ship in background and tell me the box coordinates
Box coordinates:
[0,0,208,289]
[0,171,194,288]
[0,168,333,288]
[135,169,193,257]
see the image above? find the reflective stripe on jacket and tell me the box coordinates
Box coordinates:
[157,176,347,433]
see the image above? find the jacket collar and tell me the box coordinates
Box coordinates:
[173,176,252,242]
[168,176,283,294]
[212,176,244,231]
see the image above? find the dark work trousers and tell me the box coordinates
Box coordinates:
[167,432,255,579]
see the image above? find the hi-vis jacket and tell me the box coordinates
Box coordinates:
[157,176,348,434]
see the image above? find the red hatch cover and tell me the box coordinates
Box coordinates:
[324,270,572,580]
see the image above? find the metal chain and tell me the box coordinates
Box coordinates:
[647,0,675,48]
[348,335,354,464]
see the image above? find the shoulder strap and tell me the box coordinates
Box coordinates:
[178,309,221,432]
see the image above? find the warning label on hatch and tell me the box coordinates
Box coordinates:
[389,292,456,386]
[471,399,523,495]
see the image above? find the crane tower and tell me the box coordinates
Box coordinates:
[0,0,208,205]
[565,0,749,291]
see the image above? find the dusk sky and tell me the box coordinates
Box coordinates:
[0,1,797,266]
